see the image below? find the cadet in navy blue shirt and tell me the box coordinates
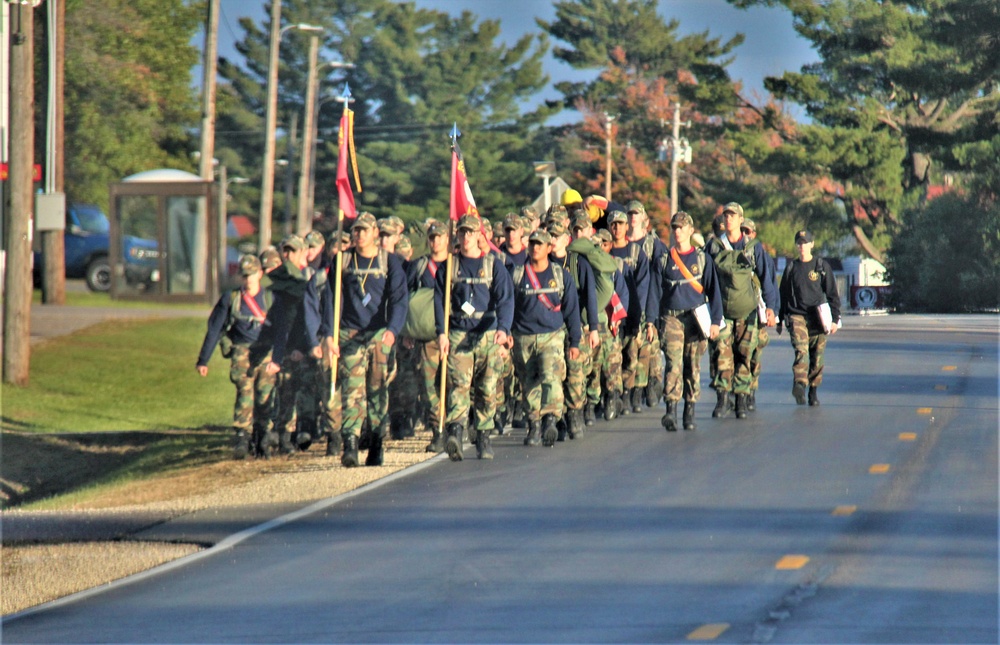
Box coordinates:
[196,254,276,460]
[510,228,582,448]
[653,211,723,433]
[435,214,515,461]
[328,213,409,468]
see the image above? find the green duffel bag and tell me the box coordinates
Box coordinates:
[401,287,437,341]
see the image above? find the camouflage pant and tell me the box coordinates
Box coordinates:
[513,330,567,421]
[659,312,707,403]
[445,329,504,432]
[337,328,393,439]
[711,313,759,394]
[621,332,641,390]
[420,338,443,432]
[275,353,321,437]
[316,345,343,437]
[564,327,591,411]
[592,323,623,399]
[788,314,827,387]
[389,340,423,425]
[640,327,663,388]
[229,345,276,434]
[749,326,770,391]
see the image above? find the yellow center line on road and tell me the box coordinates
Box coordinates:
[942,365,958,371]
[934,384,948,391]
[775,555,810,570]
[917,407,933,415]
[686,624,730,640]
[899,432,917,441]
[832,505,857,516]
[869,464,891,474]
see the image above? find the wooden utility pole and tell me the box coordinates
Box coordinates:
[4,2,35,385]
[604,112,615,200]
[199,0,219,181]
[258,0,282,250]
[297,34,319,235]
[41,0,65,305]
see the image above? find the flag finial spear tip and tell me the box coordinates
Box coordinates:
[341,83,352,99]
[450,123,461,140]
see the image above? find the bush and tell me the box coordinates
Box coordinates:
[886,193,1000,312]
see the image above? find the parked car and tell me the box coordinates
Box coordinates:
[34,203,159,292]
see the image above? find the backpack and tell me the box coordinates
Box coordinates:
[401,255,437,341]
[342,248,389,280]
[451,252,495,287]
[512,262,567,305]
[567,238,617,324]
[711,235,761,319]
[219,288,273,358]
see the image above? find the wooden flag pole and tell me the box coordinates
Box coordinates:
[330,84,353,404]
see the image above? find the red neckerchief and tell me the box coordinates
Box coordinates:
[525,264,560,312]
[241,289,267,322]
[428,259,439,279]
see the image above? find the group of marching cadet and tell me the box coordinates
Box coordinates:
[197,189,842,466]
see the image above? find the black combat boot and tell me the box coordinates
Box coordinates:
[793,382,807,405]
[326,431,342,457]
[446,422,465,462]
[295,418,315,451]
[661,401,678,432]
[365,433,384,466]
[808,387,820,406]
[541,414,559,447]
[567,409,583,439]
[341,434,360,468]
[358,422,372,450]
[426,429,445,453]
[524,419,542,446]
[556,415,568,442]
[645,378,662,408]
[257,429,278,460]
[584,402,596,427]
[475,430,494,460]
[712,390,732,418]
[278,431,296,455]
[494,411,506,436]
[683,401,697,431]
[602,391,618,421]
[232,430,250,460]
[735,393,748,419]
[747,391,757,412]
[631,387,644,413]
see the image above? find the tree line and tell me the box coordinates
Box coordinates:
[34,0,1000,311]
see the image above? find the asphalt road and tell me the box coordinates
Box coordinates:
[4,314,997,644]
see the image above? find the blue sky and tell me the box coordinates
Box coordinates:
[213,0,817,119]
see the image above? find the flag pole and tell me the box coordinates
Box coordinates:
[438,123,461,437]
[330,83,353,405]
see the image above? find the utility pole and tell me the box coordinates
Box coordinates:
[296,34,320,234]
[41,0,66,305]
[199,0,219,182]
[604,112,615,200]
[665,103,692,216]
[258,0,282,250]
[4,1,34,385]
[284,111,297,235]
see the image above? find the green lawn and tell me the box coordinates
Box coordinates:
[2,317,233,433]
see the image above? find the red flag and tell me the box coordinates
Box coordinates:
[450,140,501,253]
[606,292,627,329]
[337,110,357,222]
[450,141,478,221]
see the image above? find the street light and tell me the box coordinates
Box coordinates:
[534,161,557,212]
[298,49,354,234]
[259,20,323,250]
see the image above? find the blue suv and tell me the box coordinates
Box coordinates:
[37,203,159,292]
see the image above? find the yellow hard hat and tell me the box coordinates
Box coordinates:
[560,188,582,206]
